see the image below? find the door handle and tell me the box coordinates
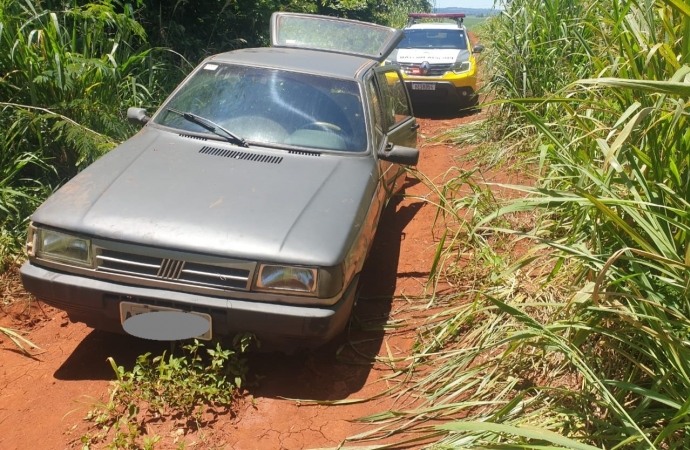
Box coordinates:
[410,123,420,131]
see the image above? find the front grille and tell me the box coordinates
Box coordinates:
[96,248,252,291]
[398,62,453,77]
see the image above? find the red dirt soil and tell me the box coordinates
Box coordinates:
[1,71,527,449]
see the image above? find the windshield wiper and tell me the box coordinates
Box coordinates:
[166,108,248,148]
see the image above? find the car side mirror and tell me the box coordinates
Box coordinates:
[379,144,419,166]
[127,107,150,125]
[472,44,485,53]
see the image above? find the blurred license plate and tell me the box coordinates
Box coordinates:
[119,302,212,340]
[411,83,435,91]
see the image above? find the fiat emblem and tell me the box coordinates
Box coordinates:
[420,61,431,75]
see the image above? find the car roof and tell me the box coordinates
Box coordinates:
[405,23,464,31]
[207,47,377,81]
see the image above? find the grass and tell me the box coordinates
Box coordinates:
[0,326,40,354]
[0,0,184,263]
[461,16,488,31]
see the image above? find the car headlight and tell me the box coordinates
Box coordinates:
[35,227,92,267]
[256,264,317,294]
[452,61,472,73]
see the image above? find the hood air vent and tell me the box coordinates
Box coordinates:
[199,146,283,164]
[288,149,321,157]
[180,134,208,141]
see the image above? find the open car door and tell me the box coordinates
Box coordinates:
[270,12,404,62]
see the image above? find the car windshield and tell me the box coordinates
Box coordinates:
[398,29,467,49]
[154,64,367,152]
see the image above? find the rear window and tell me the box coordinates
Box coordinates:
[154,64,367,152]
[270,12,402,61]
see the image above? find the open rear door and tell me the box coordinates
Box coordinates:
[270,12,404,62]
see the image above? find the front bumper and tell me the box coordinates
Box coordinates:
[401,70,477,90]
[405,81,477,106]
[20,262,357,349]
[398,65,478,108]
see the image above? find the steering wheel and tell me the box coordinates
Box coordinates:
[298,121,343,132]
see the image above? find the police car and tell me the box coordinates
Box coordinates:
[385,13,484,109]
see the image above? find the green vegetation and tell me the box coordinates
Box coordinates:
[354,0,690,448]
[459,16,487,31]
[78,336,253,449]
[0,0,172,265]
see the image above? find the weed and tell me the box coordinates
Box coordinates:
[78,335,253,449]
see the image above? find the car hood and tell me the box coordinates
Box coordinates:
[32,127,379,266]
[389,48,469,64]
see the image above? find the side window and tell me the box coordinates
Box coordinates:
[375,70,412,129]
[366,78,384,148]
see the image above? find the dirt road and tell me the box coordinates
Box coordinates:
[0,109,483,449]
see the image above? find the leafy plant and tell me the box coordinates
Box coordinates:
[0,0,178,263]
[79,335,253,449]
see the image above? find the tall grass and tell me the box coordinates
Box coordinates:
[356,0,690,448]
[487,1,690,443]
[0,0,177,264]
[383,0,432,28]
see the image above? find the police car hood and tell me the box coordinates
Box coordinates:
[388,48,469,64]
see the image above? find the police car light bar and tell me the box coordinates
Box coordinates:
[408,13,467,18]
[407,13,466,25]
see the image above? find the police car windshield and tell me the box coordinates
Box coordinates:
[398,29,467,49]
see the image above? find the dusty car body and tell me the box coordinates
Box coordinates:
[20,13,419,349]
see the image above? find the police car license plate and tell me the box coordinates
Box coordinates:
[411,83,435,91]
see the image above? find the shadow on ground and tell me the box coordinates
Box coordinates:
[247,191,423,401]
[413,104,481,120]
[53,331,171,381]
[53,186,423,401]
